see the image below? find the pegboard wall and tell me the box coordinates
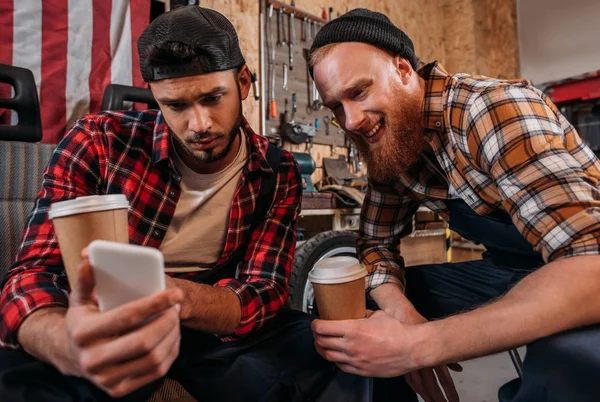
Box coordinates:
[200,0,519,184]
[263,1,346,150]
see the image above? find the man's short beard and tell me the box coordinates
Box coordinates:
[353,91,424,183]
[173,100,243,165]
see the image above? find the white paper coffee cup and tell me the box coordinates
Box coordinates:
[309,256,367,320]
[49,195,129,287]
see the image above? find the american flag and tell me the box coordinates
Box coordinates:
[0,0,150,144]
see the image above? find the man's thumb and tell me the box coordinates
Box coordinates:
[70,259,96,306]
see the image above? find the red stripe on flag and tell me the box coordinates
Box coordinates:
[130,0,149,90]
[89,0,112,114]
[40,0,69,144]
[0,0,14,125]
[0,1,13,67]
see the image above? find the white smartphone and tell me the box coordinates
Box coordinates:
[88,240,166,312]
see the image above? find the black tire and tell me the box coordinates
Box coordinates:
[288,230,358,314]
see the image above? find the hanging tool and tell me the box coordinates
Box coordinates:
[302,48,314,114]
[278,8,286,46]
[289,12,296,70]
[301,17,307,41]
[321,8,327,20]
[306,18,312,41]
[349,142,360,173]
[251,71,259,101]
[290,13,296,45]
[268,4,276,120]
[311,79,322,110]
[315,118,320,132]
[283,63,288,91]
[282,122,315,144]
[323,115,330,136]
[270,7,277,119]
[291,93,297,120]
[283,97,289,124]
[270,67,277,118]
[329,7,333,21]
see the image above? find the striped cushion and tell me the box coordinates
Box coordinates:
[0,142,54,279]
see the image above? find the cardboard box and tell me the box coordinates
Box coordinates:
[401,234,447,266]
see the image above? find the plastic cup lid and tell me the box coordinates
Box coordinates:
[48,194,129,219]
[308,256,368,284]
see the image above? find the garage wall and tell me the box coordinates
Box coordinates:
[518,0,600,85]
[199,0,519,182]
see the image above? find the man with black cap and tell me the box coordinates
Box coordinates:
[309,7,600,402]
[0,6,370,402]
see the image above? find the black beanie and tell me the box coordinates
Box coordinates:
[138,6,245,82]
[309,8,418,75]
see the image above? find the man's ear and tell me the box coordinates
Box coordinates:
[394,56,413,85]
[237,65,252,100]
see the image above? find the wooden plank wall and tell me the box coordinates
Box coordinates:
[199,0,519,184]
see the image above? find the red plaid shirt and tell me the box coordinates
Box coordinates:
[0,110,302,349]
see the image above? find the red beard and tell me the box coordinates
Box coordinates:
[352,90,424,183]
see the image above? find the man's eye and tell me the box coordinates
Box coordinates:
[352,88,365,99]
[204,94,223,104]
[166,103,185,110]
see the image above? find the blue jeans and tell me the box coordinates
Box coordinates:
[0,309,371,401]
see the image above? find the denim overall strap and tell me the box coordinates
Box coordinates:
[446,198,545,270]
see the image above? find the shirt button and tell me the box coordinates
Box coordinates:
[435,121,441,128]
[169,190,176,197]
[153,229,161,237]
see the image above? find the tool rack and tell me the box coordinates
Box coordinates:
[259,1,345,150]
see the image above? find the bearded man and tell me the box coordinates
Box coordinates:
[309,8,600,402]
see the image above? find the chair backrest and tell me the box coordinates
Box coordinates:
[101,83,158,111]
[0,142,55,279]
[0,64,43,142]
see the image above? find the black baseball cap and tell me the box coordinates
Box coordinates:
[138,6,245,82]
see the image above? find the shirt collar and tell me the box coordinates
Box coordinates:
[151,112,272,174]
[420,61,449,134]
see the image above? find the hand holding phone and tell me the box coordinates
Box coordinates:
[88,240,166,312]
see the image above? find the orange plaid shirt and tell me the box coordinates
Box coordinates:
[358,62,600,291]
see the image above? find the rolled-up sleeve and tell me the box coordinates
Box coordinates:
[357,180,418,292]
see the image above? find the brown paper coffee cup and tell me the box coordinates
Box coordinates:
[48,195,129,287]
[309,256,367,320]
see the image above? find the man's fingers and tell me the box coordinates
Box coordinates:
[336,363,361,376]
[435,366,460,402]
[311,318,359,337]
[70,289,182,346]
[70,260,97,307]
[314,343,353,365]
[92,318,180,388]
[81,306,180,372]
[101,361,169,399]
[314,334,349,353]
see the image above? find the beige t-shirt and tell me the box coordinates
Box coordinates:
[160,130,247,273]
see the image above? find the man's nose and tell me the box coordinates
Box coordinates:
[188,105,212,133]
[342,104,367,134]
